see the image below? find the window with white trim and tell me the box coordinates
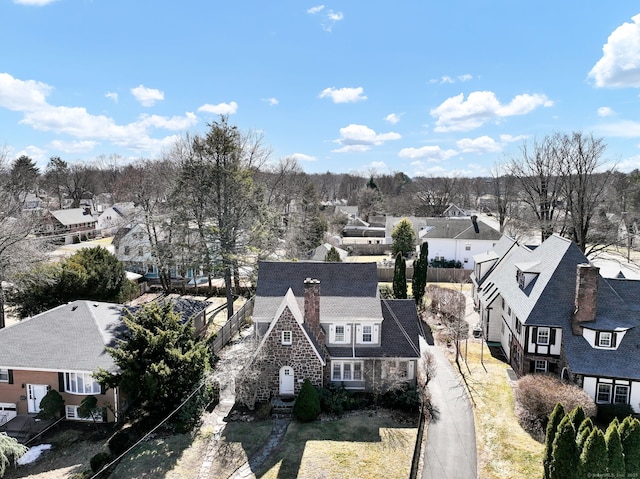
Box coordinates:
[386,360,409,379]
[66,405,104,421]
[0,369,8,382]
[534,360,547,373]
[65,372,101,395]
[614,385,630,405]
[335,325,345,342]
[597,383,612,403]
[362,325,372,343]
[281,331,292,345]
[537,328,550,345]
[598,332,613,348]
[515,318,521,334]
[331,361,363,381]
[465,243,471,251]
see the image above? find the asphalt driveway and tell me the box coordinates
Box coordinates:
[422,342,477,479]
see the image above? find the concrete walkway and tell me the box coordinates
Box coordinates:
[422,342,477,479]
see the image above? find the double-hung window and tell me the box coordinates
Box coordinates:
[0,369,8,382]
[534,360,547,373]
[281,331,292,345]
[597,383,612,403]
[335,325,345,342]
[537,328,550,345]
[362,325,372,343]
[614,385,630,405]
[331,361,363,381]
[598,332,613,348]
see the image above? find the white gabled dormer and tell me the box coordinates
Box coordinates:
[582,327,629,350]
[514,261,540,292]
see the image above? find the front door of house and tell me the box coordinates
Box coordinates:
[27,384,48,413]
[279,366,295,396]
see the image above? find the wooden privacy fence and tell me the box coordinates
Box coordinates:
[377,267,470,283]
[210,296,254,355]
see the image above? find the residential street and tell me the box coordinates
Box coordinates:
[422,341,477,479]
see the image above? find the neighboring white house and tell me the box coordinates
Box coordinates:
[97,202,137,236]
[473,234,640,413]
[385,216,502,270]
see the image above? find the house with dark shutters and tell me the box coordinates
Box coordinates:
[245,261,423,401]
[472,234,640,412]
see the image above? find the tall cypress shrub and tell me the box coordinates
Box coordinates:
[393,252,407,299]
[412,242,428,308]
[544,403,565,479]
[579,429,607,478]
[620,417,640,474]
[605,421,625,476]
[576,417,594,453]
[550,416,578,479]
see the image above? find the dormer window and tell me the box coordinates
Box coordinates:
[596,331,616,349]
[537,327,550,345]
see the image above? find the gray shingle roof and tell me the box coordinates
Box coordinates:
[419,217,502,240]
[0,301,125,372]
[325,299,421,359]
[254,261,381,323]
[51,208,96,226]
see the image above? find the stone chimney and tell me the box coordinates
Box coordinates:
[304,278,325,345]
[571,264,599,335]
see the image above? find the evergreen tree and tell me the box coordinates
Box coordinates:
[576,417,594,452]
[0,433,28,477]
[605,421,625,477]
[412,242,428,308]
[391,218,416,257]
[544,403,565,479]
[569,405,586,435]
[393,252,407,299]
[293,378,320,422]
[579,429,608,478]
[324,246,342,262]
[96,302,211,428]
[619,417,640,474]
[550,416,578,479]
[37,389,65,419]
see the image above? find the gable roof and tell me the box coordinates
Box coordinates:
[51,208,97,226]
[325,299,421,359]
[418,217,502,240]
[253,261,381,323]
[0,301,125,372]
[254,289,325,364]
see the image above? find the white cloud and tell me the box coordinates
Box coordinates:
[598,106,615,117]
[327,10,343,21]
[430,90,553,132]
[262,97,279,106]
[589,14,640,88]
[131,85,164,107]
[613,155,640,173]
[307,5,324,14]
[290,153,317,162]
[137,112,198,130]
[13,0,57,5]
[430,74,473,84]
[15,145,46,163]
[369,161,387,170]
[48,140,98,154]
[105,91,118,103]
[197,101,238,115]
[458,74,473,82]
[398,145,457,162]
[333,124,401,153]
[321,9,343,32]
[385,113,402,124]
[499,134,528,143]
[0,73,51,111]
[456,136,502,153]
[319,87,367,103]
[596,120,640,137]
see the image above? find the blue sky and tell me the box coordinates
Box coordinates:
[2,1,640,178]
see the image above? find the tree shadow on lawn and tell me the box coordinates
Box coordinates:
[250,412,418,479]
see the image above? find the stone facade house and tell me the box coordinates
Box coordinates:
[245,261,422,401]
[472,234,640,412]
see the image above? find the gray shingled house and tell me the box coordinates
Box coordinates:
[0,298,208,424]
[245,261,422,401]
[472,234,640,413]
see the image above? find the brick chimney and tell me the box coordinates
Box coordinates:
[571,264,599,335]
[304,278,325,345]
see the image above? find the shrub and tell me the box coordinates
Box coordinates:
[619,416,640,474]
[90,452,112,473]
[107,427,139,457]
[293,379,321,422]
[318,385,360,415]
[596,403,634,424]
[377,383,420,413]
[605,422,625,477]
[579,428,607,478]
[544,403,565,479]
[37,389,65,419]
[515,374,596,438]
[255,402,273,420]
[550,416,578,479]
